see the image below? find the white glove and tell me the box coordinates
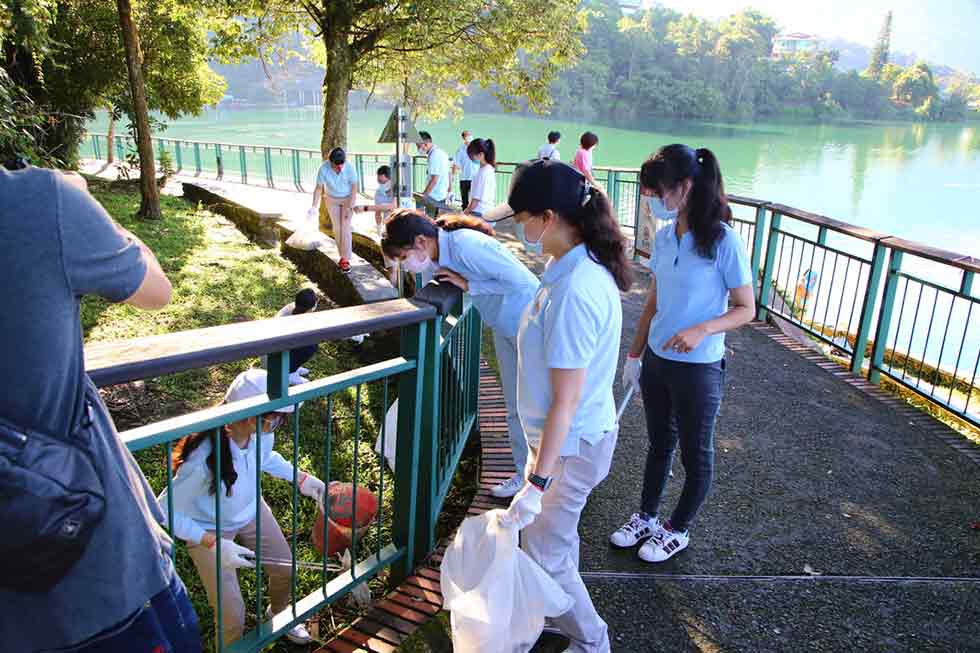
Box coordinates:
[299,472,326,506]
[212,539,255,569]
[288,371,309,386]
[306,207,318,222]
[499,483,543,530]
[622,354,642,391]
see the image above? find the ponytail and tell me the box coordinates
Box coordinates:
[382,208,494,258]
[640,144,730,259]
[173,426,238,497]
[563,187,633,292]
[466,138,496,168]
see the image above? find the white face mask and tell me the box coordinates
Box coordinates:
[645,196,677,221]
[402,248,433,274]
[520,216,548,254]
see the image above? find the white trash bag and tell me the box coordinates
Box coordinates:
[441,510,573,653]
[284,228,326,251]
[373,399,399,472]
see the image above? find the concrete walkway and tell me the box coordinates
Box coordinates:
[488,223,980,652]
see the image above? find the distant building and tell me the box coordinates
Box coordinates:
[618,0,652,15]
[772,33,823,57]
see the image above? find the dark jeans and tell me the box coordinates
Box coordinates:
[639,348,725,532]
[73,572,201,653]
[459,179,471,209]
[289,345,317,373]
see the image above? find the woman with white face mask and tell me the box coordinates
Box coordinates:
[381,209,540,498]
[611,144,754,564]
[158,369,326,647]
[482,160,632,653]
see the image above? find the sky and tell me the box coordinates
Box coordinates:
[652,0,980,76]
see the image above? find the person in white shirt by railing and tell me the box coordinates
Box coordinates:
[537,130,562,161]
[451,130,479,209]
[463,138,497,219]
[380,209,540,499]
[158,369,327,647]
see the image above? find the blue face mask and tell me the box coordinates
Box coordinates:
[519,218,545,255]
[645,196,677,221]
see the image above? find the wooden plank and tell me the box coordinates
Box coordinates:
[337,628,398,653]
[86,299,434,387]
[728,194,770,209]
[767,203,888,243]
[880,236,980,274]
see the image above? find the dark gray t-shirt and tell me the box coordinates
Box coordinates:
[0,168,174,650]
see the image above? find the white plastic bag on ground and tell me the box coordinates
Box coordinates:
[284,229,326,251]
[373,399,398,472]
[441,510,573,653]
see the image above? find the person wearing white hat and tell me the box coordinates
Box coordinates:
[158,368,325,646]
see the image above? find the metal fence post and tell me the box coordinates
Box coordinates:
[93,134,101,160]
[291,149,301,188]
[193,142,202,175]
[850,240,888,375]
[757,211,782,321]
[115,136,125,162]
[239,146,247,184]
[631,173,642,262]
[215,143,224,179]
[391,321,427,583]
[414,313,442,559]
[264,147,274,187]
[869,249,903,384]
[607,170,620,219]
[961,271,975,297]
[174,142,183,172]
[750,205,768,294]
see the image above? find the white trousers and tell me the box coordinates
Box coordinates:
[522,430,617,653]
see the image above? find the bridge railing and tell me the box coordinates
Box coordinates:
[84,283,480,652]
[81,132,980,427]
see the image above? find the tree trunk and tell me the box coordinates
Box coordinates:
[106,110,116,164]
[319,26,354,157]
[115,0,160,219]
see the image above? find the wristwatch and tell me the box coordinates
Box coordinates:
[527,473,552,491]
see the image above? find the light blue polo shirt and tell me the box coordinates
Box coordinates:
[648,222,752,363]
[438,229,539,338]
[453,144,479,181]
[316,162,358,199]
[517,244,622,457]
[426,146,451,201]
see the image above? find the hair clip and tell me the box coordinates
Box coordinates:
[581,181,592,206]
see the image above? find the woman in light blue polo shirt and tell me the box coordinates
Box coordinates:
[611,144,754,564]
[484,160,632,653]
[380,208,540,498]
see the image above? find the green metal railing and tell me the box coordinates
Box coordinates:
[84,285,480,652]
[81,132,980,426]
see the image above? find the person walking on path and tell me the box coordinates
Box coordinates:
[309,147,358,273]
[484,159,632,652]
[537,130,562,161]
[463,138,497,219]
[416,131,451,216]
[572,132,599,189]
[381,209,539,499]
[452,130,479,209]
[610,144,754,563]
[160,369,328,647]
[0,166,203,652]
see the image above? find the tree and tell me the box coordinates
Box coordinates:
[209,0,584,156]
[892,61,937,110]
[116,0,159,218]
[867,10,892,81]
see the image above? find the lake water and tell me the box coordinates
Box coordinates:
[88,108,980,257]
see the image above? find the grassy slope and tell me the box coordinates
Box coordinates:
[82,180,398,651]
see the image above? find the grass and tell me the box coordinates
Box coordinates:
[82,179,401,652]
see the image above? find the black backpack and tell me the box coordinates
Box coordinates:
[0,402,106,592]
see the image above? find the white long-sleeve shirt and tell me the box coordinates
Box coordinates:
[157,432,298,544]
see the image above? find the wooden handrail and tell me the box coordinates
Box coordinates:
[880,236,980,274]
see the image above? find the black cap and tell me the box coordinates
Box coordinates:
[328,147,346,165]
[481,159,588,222]
[294,288,318,313]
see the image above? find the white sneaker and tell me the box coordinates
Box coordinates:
[490,473,524,498]
[609,513,663,548]
[266,608,312,645]
[638,527,689,563]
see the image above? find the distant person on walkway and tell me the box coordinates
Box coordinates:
[273,288,319,384]
[537,130,562,161]
[416,131,451,216]
[451,130,479,209]
[381,209,539,499]
[611,145,753,563]
[463,138,497,219]
[0,167,202,652]
[573,131,599,189]
[485,159,632,653]
[160,369,327,647]
[354,165,399,283]
[309,147,358,273]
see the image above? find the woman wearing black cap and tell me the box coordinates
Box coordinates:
[309,147,358,273]
[610,145,753,564]
[486,160,631,653]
